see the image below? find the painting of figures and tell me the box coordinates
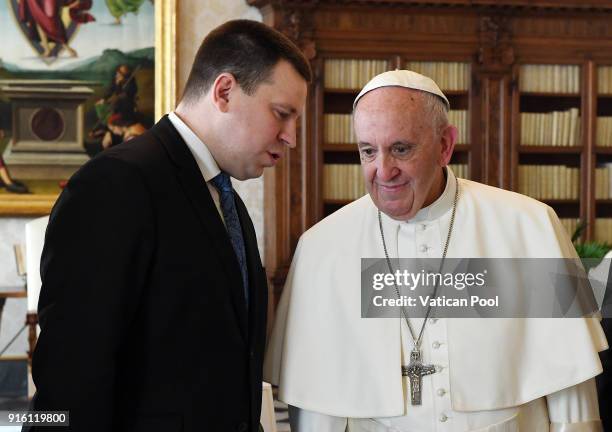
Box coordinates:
[0,0,155,210]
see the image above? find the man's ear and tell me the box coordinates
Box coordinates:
[211,73,237,113]
[440,124,457,166]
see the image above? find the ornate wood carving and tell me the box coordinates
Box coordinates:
[478,16,514,70]
[315,10,481,36]
[277,8,317,60]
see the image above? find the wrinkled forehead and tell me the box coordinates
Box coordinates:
[353,87,428,130]
[354,87,427,118]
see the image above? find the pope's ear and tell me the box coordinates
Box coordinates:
[439,124,457,165]
[211,73,237,113]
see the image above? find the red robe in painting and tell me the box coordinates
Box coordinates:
[18,0,94,44]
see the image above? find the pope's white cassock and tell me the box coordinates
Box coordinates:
[264,167,608,431]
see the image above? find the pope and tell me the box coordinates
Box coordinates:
[264,70,608,431]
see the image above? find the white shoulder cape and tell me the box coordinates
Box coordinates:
[264,176,607,418]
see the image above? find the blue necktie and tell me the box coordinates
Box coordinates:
[211,172,249,307]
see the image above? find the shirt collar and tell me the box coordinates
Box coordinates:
[168,111,220,182]
[380,166,458,227]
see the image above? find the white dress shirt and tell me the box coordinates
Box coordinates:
[168,111,225,223]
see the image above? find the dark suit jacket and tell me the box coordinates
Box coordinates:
[599,319,612,429]
[25,116,268,432]
[598,266,612,428]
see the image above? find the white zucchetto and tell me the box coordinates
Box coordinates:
[353,69,450,110]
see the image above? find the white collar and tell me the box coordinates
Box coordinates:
[168,111,220,182]
[380,166,457,227]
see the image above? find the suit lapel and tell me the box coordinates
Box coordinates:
[151,116,248,341]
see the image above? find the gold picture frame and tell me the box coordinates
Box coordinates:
[0,0,177,216]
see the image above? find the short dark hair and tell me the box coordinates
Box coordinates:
[182,19,312,102]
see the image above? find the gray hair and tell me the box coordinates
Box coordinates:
[421,91,449,136]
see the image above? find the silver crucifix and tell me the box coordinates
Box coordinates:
[401,349,436,405]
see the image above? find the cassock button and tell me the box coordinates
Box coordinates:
[421,224,427,231]
[437,388,447,397]
[432,341,441,349]
[419,244,428,253]
[439,413,448,423]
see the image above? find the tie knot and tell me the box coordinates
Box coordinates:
[211,172,232,193]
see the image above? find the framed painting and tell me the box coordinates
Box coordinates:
[0,0,176,215]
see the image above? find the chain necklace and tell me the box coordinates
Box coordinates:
[377,175,459,405]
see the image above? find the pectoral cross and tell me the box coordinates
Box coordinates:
[401,349,436,405]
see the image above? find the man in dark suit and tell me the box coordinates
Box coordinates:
[25,19,310,432]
